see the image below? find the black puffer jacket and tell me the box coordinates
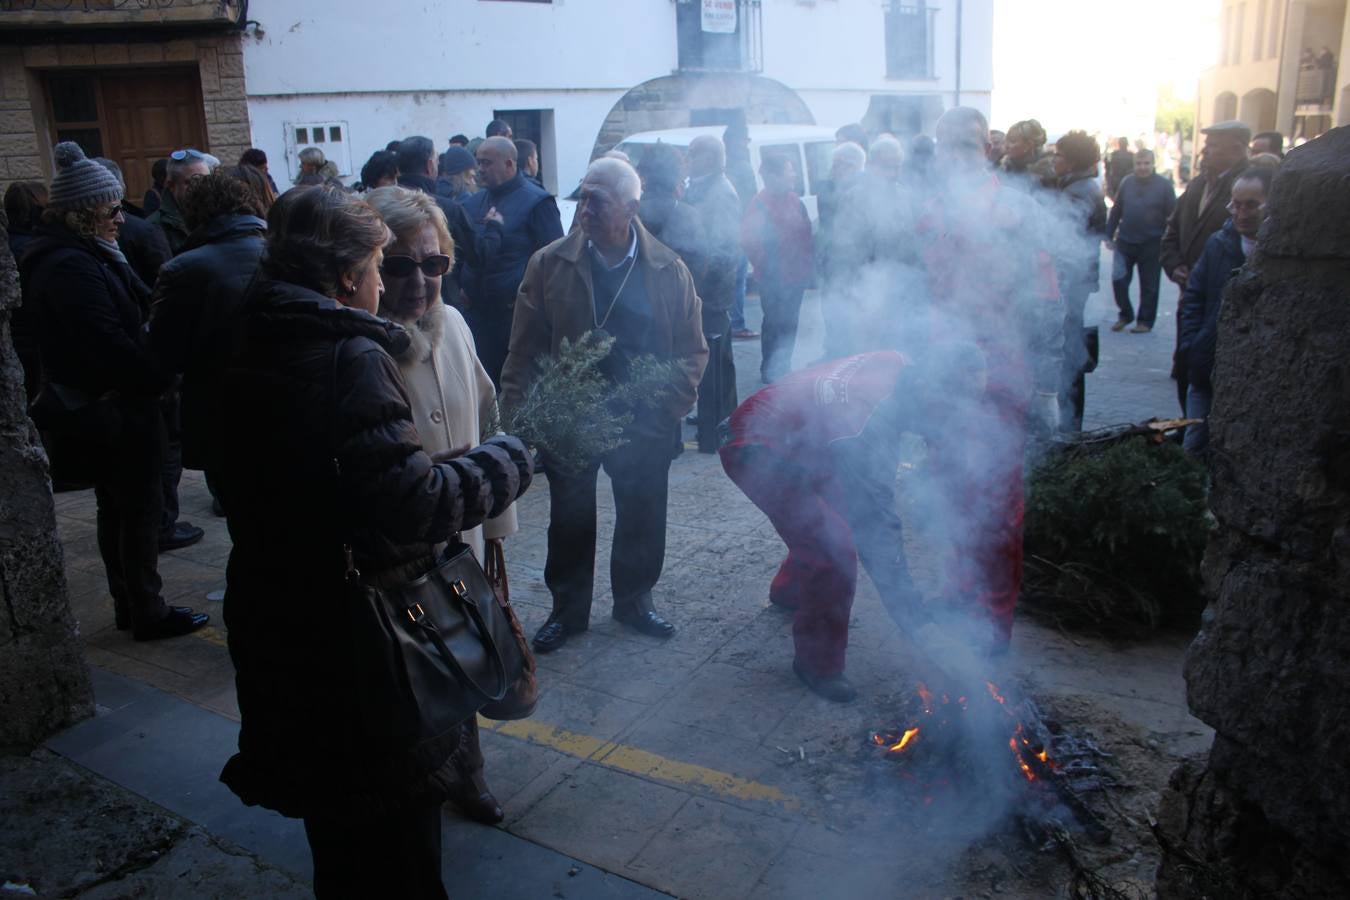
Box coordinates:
[19,226,167,398]
[216,277,533,819]
[150,213,266,471]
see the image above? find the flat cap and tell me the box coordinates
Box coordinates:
[1202,119,1253,142]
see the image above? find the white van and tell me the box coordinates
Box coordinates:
[560,124,841,229]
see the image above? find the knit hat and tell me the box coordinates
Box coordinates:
[48,141,123,213]
[439,146,476,176]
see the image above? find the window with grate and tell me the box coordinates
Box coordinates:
[884,1,937,80]
[676,0,763,73]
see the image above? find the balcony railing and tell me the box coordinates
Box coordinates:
[0,0,243,30]
[675,0,763,74]
[884,1,938,80]
[1295,65,1336,108]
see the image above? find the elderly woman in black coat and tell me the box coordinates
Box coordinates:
[20,142,209,641]
[214,185,532,899]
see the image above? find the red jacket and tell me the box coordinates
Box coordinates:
[724,352,907,463]
[741,189,813,289]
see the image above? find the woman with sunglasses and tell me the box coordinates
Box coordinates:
[20,142,209,640]
[215,184,532,898]
[364,185,519,825]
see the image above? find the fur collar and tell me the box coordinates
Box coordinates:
[382,298,446,364]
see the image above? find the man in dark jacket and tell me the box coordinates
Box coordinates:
[685,134,743,450]
[396,136,477,306]
[1105,138,1135,198]
[1178,167,1270,455]
[461,136,563,386]
[1161,119,1250,413]
[1105,149,1176,332]
[150,171,267,498]
[148,148,217,255]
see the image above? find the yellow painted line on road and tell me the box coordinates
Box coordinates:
[481,717,800,811]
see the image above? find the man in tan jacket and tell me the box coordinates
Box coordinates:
[1160,120,1250,413]
[501,158,708,653]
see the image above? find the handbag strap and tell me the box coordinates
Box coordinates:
[409,577,509,703]
[328,338,361,580]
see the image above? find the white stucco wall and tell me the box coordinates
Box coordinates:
[241,0,993,189]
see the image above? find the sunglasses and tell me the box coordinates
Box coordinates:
[1227,199,1264,212]
[97,203,123,219]
[170,148,210,162]
[381,254,451,278]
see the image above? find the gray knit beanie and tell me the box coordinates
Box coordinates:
[48,141,123,213]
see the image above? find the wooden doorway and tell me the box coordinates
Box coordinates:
[45,67,208,207]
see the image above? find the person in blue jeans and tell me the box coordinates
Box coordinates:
[1105,149,1176,333]
[1178,166,1271,454]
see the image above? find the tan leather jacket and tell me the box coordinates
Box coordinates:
[500,220,709,427]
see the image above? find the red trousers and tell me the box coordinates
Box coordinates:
[721,445,860,677]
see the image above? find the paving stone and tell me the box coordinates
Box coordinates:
[626,795,799,899]
[511,763,690,873]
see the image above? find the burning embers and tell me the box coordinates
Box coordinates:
[868,682,1114,844]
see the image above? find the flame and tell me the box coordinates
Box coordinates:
[986,682,1006,705]
[916,682,934,713]
[1010,735,1036,780]
[889,727,921,753]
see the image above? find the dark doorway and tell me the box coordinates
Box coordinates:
[493,108,549,189]
[44,67,208,204]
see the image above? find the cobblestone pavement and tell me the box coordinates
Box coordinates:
[51,251,1208,898]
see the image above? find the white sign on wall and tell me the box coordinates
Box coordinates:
[701,0,737,34]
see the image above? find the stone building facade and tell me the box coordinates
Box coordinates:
[0,3,250,202]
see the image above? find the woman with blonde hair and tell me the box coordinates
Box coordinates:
[364,184,520,825]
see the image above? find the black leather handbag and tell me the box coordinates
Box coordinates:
[328,340,527,747]
[28,383,124,484]
[344,541,517,748]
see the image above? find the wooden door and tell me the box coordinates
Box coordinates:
[99,69,209,205]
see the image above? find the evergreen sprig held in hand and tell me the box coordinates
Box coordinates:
[489,330,681,474]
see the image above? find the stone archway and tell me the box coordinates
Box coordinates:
[1214,91,1238,122]
[1240,88,1278,132]
[590,73,815,160]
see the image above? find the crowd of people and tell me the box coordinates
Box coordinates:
[3,104,1283,896]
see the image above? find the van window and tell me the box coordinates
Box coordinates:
[803,141,834,196]
[759,143,805,195]
[611,141,681,171]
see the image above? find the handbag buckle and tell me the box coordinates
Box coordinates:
[343,544,361,582]
[450,580,468,599]
[406,602,426,624]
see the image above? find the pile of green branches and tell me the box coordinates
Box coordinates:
[1022,435,1211,637]
[493,330,682,474]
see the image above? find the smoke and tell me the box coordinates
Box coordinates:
[727,135,1106,878]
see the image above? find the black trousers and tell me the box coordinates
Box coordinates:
[543,434,675,630]
[759,282,805,383]
[303,804,447,899]
[1111,237,1162,326]
[94,402,168,629]
[696,308,737,452]
[464,308,514,389]
[159,389,184,535]
[1172,285,1189,414]
[1060,287,1090,432]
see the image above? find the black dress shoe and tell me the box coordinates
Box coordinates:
[531,621,571,654]
[612,608,676,638]
[117,605,194,632]
[158,522,205,552]
[134,607,210,642]
[445,781,504,825]
[792,659,858,704]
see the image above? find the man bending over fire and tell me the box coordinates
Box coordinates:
[719,350,984,703]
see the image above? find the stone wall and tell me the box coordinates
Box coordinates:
[0,212,93,752]
[0,32,251,186]
[1156,127,1350,897]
